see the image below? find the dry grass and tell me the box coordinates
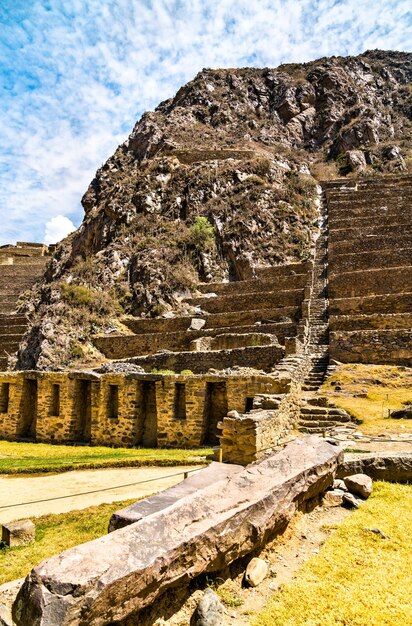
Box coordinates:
[0,498,138,584]
[253,482,412,626]
[0,441,212,474]
[321,364,412,434]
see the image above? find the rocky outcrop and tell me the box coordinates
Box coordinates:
[13,436,341,626]
[15,50,412,370]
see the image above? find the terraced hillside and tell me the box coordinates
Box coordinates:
[0,244,49,370]
[325,175,412,365]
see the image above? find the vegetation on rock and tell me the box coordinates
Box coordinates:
[16,50,412,369]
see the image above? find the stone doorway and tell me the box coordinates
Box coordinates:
[17,379,37,439]
[203,382,228,446]
[73,380,92,443]
[138,381,157,447]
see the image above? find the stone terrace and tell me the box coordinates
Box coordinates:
[0,243,50,370]
[94,262,311,373]
[324,175,412,365]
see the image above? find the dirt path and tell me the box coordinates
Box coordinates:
[0,465,202,524]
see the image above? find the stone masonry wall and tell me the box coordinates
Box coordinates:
[0,370,279,448]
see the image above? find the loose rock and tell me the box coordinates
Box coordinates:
[193,589,224,626]
[2,521,35,548]
[344,474,373,499]
[244,557,269,587]
[342,492,360,509]
[323,489,344,507]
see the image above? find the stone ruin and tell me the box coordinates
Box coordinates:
[0,174,411,624]
[0,175,410,463]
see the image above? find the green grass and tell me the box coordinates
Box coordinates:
[0,498,139,584]
[253,482,412,626]
[0,441,212,474]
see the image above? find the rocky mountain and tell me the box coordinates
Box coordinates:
[16,49,412,370]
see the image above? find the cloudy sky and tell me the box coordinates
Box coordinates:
[1,1,410,245]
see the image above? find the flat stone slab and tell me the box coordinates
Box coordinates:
[13,436,342,626]
[109,461,243,531]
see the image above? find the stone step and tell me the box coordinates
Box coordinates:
[329,267,412,300]
[329,292,412,316]
[196,273,307,296]
[123,306,302,335]
[329,233,412,256]
[328,222,411,242]
[94,321,296,359]
[329,248,411,275]
[184,288,305,314]
[330,312,412,332]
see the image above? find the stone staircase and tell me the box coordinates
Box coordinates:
[298,396,353,434]
[0,243,49,370]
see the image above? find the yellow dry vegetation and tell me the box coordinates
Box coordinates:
[321,364,412,434]
[253,482,412,626]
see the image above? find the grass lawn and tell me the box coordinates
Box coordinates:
[0,441,212,474]
[0,498,139,584]
[253,482,412,626]
[321,364,412,434]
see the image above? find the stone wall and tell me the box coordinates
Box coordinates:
[0,370,279,448]
[324,175,412,365]
[0,243,50,370]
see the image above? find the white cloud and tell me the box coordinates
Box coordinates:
[44,215,76,245]
[0,0,410,245]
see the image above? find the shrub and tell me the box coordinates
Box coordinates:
[189,217,215,250]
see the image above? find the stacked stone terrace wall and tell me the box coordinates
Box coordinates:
[94,262,310,373]
[0,243,49,370]
[324,175,412,365]
[0,370,280,448]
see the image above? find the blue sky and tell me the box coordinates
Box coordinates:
[0,1,411,245]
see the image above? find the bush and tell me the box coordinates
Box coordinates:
[189,217,215,250]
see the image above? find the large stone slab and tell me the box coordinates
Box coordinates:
[13,437,342,626]
[109,461,244,531]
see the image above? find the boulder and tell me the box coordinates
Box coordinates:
[323,489,345,507]
[391,406,412,419]
[192,589,224,626]
[342,492,360,509]
[244,558,268,587]
[344,474,373,499]
[2,520,35,548]
[13,437,342,626]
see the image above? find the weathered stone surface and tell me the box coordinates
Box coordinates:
[332,479,347,491]
[244,558,268,587]
[190,318,206,331]
[2,520,35,548]
[13,437,342,626]
[323,489,344,507]
[342,492,360,508]
[344,473,373,499]
[192,589,224,626]
[338,453,412,483]
[0,604,12,626]
[109,462,243,531]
